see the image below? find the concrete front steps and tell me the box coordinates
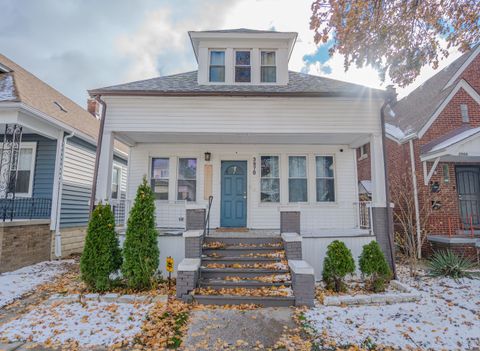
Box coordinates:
[192,236,295,307]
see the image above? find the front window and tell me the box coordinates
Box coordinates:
[288,156,307,202]
[235,50,251,82]
[260,156,279,202]
[111,166,121,199]
[316,156,335,202]
[178,158,197,201]
[461,104,469,123]
[151,158,169,200]
[10,146,36,196]
[261,51,276,83]
[209,51,225,82]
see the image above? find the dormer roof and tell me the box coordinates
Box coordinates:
[188,28,297,62]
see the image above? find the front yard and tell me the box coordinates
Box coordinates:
[0,260,479,350]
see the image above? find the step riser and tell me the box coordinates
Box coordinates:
[202,258,282,264]
[199,282,291,289]
[193,295,295,307]
[200,270,289,279]
[203,248,282,256]
[204,237,282,245]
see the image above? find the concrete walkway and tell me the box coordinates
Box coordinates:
[182,307,295,350]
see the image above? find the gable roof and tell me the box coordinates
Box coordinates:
[387,45,480,138]
[90,70,384,98]
[0,53,99,140]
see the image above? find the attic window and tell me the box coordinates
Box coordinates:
[460,104,469,123]
[209,51,225,83]
[53,101,68,113]
[235,50,251,83]
[261,51,276,83]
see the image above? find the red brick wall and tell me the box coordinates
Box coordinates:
[356,143,371,181]
[386,51,480,245]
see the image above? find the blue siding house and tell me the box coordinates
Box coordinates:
[0,54,128,272]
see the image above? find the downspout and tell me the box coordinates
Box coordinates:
[409,139,422,259]
[89,95,107,214]
[380,100,397,278]
[54,131,75,258]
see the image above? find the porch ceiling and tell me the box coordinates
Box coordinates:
[115,131,370,146]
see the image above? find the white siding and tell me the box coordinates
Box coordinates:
[103,96,383,136]
[127,143,359,232]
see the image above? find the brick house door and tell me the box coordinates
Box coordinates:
[456,166,480,228]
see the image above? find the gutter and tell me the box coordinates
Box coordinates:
[380,99,397,278]
[89,95,107,214]
[409,139,422,259]
[54,131,75,258]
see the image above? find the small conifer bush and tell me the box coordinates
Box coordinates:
[322,240,355,292]
[80,203,122,291]
[122,176,159,290]
[359,241,392,292]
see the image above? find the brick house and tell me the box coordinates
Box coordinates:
[357,45,480,258]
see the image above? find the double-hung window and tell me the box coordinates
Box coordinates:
[288,156,307,202]
[178,158,197,201]
[151,158,169,200]
[209,51,225,82]
[8,143,36,196]
[316,156,335,202]
[260,156,280,202]
[261,51,276,83]
[111,166,121,199]
[235,50,251,82]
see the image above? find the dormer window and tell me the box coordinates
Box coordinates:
[209,51,225,82]
[261,51,276,83]
[235,50,251,82]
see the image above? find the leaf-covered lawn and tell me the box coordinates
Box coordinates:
[305,267,480,350]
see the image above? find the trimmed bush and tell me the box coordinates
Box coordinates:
[359,241,392,292]
[322,240,355,292]
[80,203,122,291]
[428,250,476,280]
[122,176,159,289]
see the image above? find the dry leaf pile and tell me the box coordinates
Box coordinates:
[204,261,288,270]
[130,298,190,350]
[224,274,291,283]
[203,241,226,249]
[240,251,285,259]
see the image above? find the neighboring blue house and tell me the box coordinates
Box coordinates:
[0,54,128,273]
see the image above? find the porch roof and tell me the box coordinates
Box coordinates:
[420,126,480,162]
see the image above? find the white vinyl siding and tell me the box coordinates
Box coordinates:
[127,143,358,232]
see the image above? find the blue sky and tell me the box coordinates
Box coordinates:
[0,0,462,106]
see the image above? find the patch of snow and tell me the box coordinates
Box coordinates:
[0,260,72,308]
[0,74,16,101]
[0,300,152,347]
[385,123,406,140]
[306,269,480,350]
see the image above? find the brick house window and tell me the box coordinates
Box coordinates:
[359,144,368,160]
[460,104,469,123]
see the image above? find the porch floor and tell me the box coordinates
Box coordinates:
[206,229,280,238]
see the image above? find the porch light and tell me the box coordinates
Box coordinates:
[204,152,211,161]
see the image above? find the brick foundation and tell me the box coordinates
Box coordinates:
[186,208,205,231]
[280,211,300,234]
[0,220,52,273]
[427,237,478,260]
[52,226,88,258]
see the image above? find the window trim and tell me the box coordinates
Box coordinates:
[315,155,336,203]
[460,104,469,123]
[359,144,368,160]
[288,155,308,203]
[150,157,170,201]
[10,142,37,198]
[209,49,226,83]
[260,50,277,83]
[177,157,198,202]
[234,49,252,83]
[111,165,121,200]
[260,155,280,203]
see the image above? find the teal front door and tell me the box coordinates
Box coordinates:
[221,161,247,227]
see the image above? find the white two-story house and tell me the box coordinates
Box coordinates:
[89,29,392,279]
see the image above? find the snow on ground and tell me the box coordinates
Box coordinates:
[306,269,480,350]
[0,300,152,347]
[0,260,71,308]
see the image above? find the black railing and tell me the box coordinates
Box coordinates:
[0,197,52,222]
[203,196,213,236]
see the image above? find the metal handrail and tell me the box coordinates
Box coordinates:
[203,196,213,236]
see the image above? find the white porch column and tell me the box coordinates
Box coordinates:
[370,133,387,207]
[96,131,114,202]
